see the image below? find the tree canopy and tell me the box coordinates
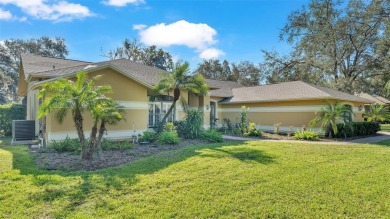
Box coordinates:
[103,39,174,71]
[0,37,68,104]
[262,0,390,94]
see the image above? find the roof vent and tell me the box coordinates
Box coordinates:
[53,65,55,69]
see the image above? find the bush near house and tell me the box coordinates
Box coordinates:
[293,130,319,141]
[139,130,158,142]
[0,104,26,136]
[335,122,380,138]
[200,129,223,143]
[157,122,180,145]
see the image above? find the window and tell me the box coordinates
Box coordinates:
[148,95,175,128]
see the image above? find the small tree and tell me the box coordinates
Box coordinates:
[310,101,353,138]
[240,106,249,135]
[38,71,121,160]
[364,104,388,123]
[154,61,208,127]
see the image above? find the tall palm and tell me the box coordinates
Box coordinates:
[310,101,354,138]
[38,71,112,159]
[154,61,208,126]
[364,104,388,123]
[89,99,125,159]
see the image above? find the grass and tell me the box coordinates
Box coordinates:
[1,138,390,218]
[381,124,390,132]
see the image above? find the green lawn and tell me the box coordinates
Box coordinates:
[1,140,390,218]
[381,124,390,132]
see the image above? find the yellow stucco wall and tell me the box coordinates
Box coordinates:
[44,68,149,139]
[214,99,367,128]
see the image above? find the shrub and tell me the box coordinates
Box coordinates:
[0,104,26,136]
[293,130,319,141]
[201,129,223,143]
[163,122,177,132]
[240,106,249,135]
[335,122,380,138]
[245,122,262,137]
[173,120,187,138]
[185,109,204,139]
[48,136,80,152]
[101,139,133,150]
[157,131,180,145]
[139,130,157,142]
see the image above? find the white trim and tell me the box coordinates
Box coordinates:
[116,101,148,110]
[47,129,148,141]
[218,105,360,113]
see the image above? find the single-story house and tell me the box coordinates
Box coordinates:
[356,93,390,111]
[18,54,372,142]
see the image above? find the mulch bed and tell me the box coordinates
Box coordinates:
[30,139,235,171]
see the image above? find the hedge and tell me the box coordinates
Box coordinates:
[0,104,26,136]
[335,122,380,138]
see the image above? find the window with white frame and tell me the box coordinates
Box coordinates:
[148,96,175,128]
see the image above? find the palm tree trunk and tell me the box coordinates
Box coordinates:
[87,120,99,160]
[73,109,89,159]
[95,120,106,160]
[160,88,180,129]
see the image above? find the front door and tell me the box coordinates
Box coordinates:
[210,102,216,128]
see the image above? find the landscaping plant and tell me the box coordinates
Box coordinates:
[363,104,388,123]
[200,129,223,143]
[293,130,319,141]
[38,71,124,160]
[139,130,158,142]
[157,122,180,144]
[240,106,249,135]
[48,136,80,152]
[184,109,204,139]
[153,61,208,126]
[310,101,353,138]
[245,122,262,137]
[0,104,26,136]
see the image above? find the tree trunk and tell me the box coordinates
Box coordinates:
[160,88,180,129]
[95,120,106,160]
[86,120,99,160]
[73,109,89,159]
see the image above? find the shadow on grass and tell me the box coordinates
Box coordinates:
[1,141,274,217]
[199,146,274,164]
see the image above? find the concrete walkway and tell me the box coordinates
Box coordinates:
[223,131,390,145]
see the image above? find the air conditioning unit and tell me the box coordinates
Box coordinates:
[12,120,37,144]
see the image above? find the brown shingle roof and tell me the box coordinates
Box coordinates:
[356,93,390,104]
[21,53,90,79]
[205,79,244,97]
[220,81,372,104]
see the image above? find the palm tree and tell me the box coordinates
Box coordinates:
[364,104,388,123]
[310,101,354,138]
[154,61,208,127]
[89,99,125,159]
[38,71,112,160]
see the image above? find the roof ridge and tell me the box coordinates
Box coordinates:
[21,53,92,63]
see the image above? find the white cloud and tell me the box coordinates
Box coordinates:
[199,48,225,59]
[133,24,146,30]
[136,20,225,59]
[0,0,93,22]
[0,8,12,20]
[102,0,144,7]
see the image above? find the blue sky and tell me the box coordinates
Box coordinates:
[0,0,308,67]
